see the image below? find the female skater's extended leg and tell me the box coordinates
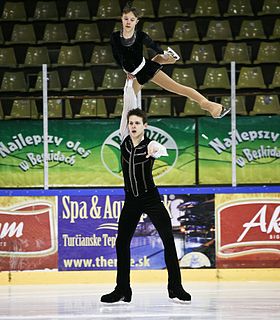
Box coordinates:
[151,70,229,118]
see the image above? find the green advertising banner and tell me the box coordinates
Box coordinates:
[199,116,280,184]
[0,118,195,187]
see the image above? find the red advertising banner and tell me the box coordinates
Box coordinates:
[216,194,280,268]
[0,197,57,271]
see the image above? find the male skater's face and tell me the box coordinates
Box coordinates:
[128,115,147,139]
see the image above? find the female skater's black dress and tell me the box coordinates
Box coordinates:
[110,30,163,85]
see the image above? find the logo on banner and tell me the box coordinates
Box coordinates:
[217,200,280,257]
[0,201,56,256]
[101,126,178,179]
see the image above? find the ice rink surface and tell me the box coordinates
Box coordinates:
[0,281,279,320]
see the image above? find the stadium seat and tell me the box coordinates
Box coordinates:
[179,99,206,116]
[39,99,72,119]
[6,24,36,44]
[63,70,94,91]
[75,99,107,118]
[269,19,280,39]
[269,66,280,88]
[0,47,17,67]
[254,42,280,64]
[158,0,185,17]
[53,45,84,67]
[142,21,166,42]
[258,0,280,16]
[237,67,266,89]
[29,71,61,92]
[236,20,266,40]
[220,96,248,115]
[191,0,220,17]
[38,23,68,43]
[220,42,251,64]
[133,0,155,18]
[61,1,90,20]
[224,0,254,17]
[95,0,120,19]
[30,1,59,21]
[87,45,115,65]
[172,67,197,89]
[20,46,50,67]
[170,21,200,42]
[110,98,123,117]
[0,2,26,21]
[203,20,233,41]
[200,67,231,89]
[5,100,38,119]
[250,95,280,115]
[98,69,126,90]
[0,72,27,92]
[71,23,101,43]
[186,44,217,64]
[148,97,171,116]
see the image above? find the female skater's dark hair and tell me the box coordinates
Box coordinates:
[122,1,143,18]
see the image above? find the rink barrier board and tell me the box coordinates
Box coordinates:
[0,186,279,285]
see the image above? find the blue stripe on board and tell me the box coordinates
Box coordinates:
[0,185,279,197]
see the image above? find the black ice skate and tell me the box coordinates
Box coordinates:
[168,286,191,304]
[100,287,132,304]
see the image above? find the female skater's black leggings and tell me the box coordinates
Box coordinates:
[116,188,182,290]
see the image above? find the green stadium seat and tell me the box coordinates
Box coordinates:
[6,24,36,44]
[179,99,206,116]
[220,96,248,115]
[269,19,280,39]
[86,45,115,65]
[133,0,155,18]
[53,45,84,67]
[1,2,26,21]
[237,67,266,89]
[71,23,101,43]
[38,23,68,43]
[63,70,95,91]
[0,47,17,67]
[39,99,72,119]
[254,42,280,64]
[95,0,120,19]
[20,46,50,67]
[158,0,185,17]
[220,42,251,64]
[0,72,27,92]
[75,99,107,118]
[224,0,254,17]
[98,69,126,90]
[172,67,197,89]
[142,21,166,42]
[61,1,90,20]
[148,97,171,116]
[200,67,231,89]
[269,66,280,88]
[5,100,38,119]
[203,20,233,41]
[110,98,123,117]
[186,44,217,64]
[236,20,266,40]
[191,0,220,17]
[30,1,59,21]
[29,71,61,92]
[170,21,200,42]
[250,95,280,115]
[258,0,280,16]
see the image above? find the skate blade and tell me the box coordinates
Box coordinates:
[167,47,180,61]
[169,297,191,305]
[217,107,231,118]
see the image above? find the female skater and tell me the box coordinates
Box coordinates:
[101,79,191,304]
[110,3,230,118]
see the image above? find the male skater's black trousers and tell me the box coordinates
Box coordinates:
[116,188,182,290]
